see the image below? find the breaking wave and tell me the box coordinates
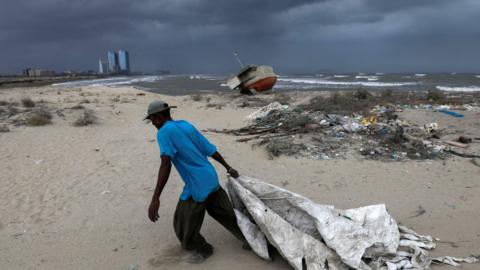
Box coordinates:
[333,75,349,78]
[355,75,379,81]
[415,73,427,77]
[436,85,480,92]
[277,78,417,88]
[52,76,163,87]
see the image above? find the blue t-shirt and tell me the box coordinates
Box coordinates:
[157,120,219,202]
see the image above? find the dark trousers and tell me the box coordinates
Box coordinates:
[173,187,245,251]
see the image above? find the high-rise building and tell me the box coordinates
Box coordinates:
[107,51,118,73]
[98,59,109,74]
[103,49,130,74]
[117,50,130,73]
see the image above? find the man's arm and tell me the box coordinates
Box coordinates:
[148,156,172,222]
[211,151,239,178]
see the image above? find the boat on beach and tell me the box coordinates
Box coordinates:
[226,65,277,94]
[226,52,277,94]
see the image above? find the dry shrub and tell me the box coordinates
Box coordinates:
[283,114,313,129]
[7,106,20,116]
[301,92,370,114]
[70,104,84,110]
[79,99,90,104]
[120,97,134,103]
[273,93,292,104]
[381,89,393,98]
[264,138,305,158]
[0,124,9,132]
[21,97,36,108]
[73,109,97,126]
[191,94,202,101]
[354,89,372,100]
[26,109,52,126]
[0,100,10,106]
[426,89,446,103]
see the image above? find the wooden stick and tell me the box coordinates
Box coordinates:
[445,149,480,158]
[443,140,469,148]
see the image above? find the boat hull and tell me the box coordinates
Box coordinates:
[244,76,277,94]
[227,65,277,95]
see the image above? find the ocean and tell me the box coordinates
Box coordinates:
[52,73,480,95]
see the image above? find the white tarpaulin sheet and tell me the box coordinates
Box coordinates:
[227,176,478,270]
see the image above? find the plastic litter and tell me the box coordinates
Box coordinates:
[229,175,479,270]
[335,119,365,133]
[423,123,438,134]
[432,256,479,266]
[438,109,464,118]
[435,105,450,111]
[463,104,480,111]
[361,116,378,126]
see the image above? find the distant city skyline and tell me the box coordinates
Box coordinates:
[100,49,130,74]
[1,0,480,75]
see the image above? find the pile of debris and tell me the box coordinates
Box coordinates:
[207,99,480,161]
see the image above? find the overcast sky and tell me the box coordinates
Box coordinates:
[1,0,479,74]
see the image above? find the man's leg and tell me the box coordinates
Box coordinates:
[173,198,209,251]
[205,187,245,242]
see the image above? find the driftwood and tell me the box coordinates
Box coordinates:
[443,140,469,148]
[444,149,480,158]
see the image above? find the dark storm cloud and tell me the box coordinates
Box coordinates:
[1,0,479,74]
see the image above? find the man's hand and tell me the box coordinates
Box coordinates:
[148,199,160,222]
[211,152,240,178]
[227,167,239,178]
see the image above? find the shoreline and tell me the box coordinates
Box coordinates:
[0,75,108,89]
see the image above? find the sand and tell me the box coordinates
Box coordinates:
[0,85,479,270]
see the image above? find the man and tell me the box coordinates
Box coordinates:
[145,100,245,264]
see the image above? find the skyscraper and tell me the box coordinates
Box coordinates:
[103,49,130,74]
[107,51,118,73]
[98,59,109,74]
[117,50,130,73]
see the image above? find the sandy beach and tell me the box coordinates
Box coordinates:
[1,85,479,270]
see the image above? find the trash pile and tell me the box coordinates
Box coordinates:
[207,101,480,161]
[229,176,479,270]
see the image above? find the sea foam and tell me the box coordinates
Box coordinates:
[355,75,378,81]
[277,78,417,87]
[436,86,480,92]
[52,76,163,87]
